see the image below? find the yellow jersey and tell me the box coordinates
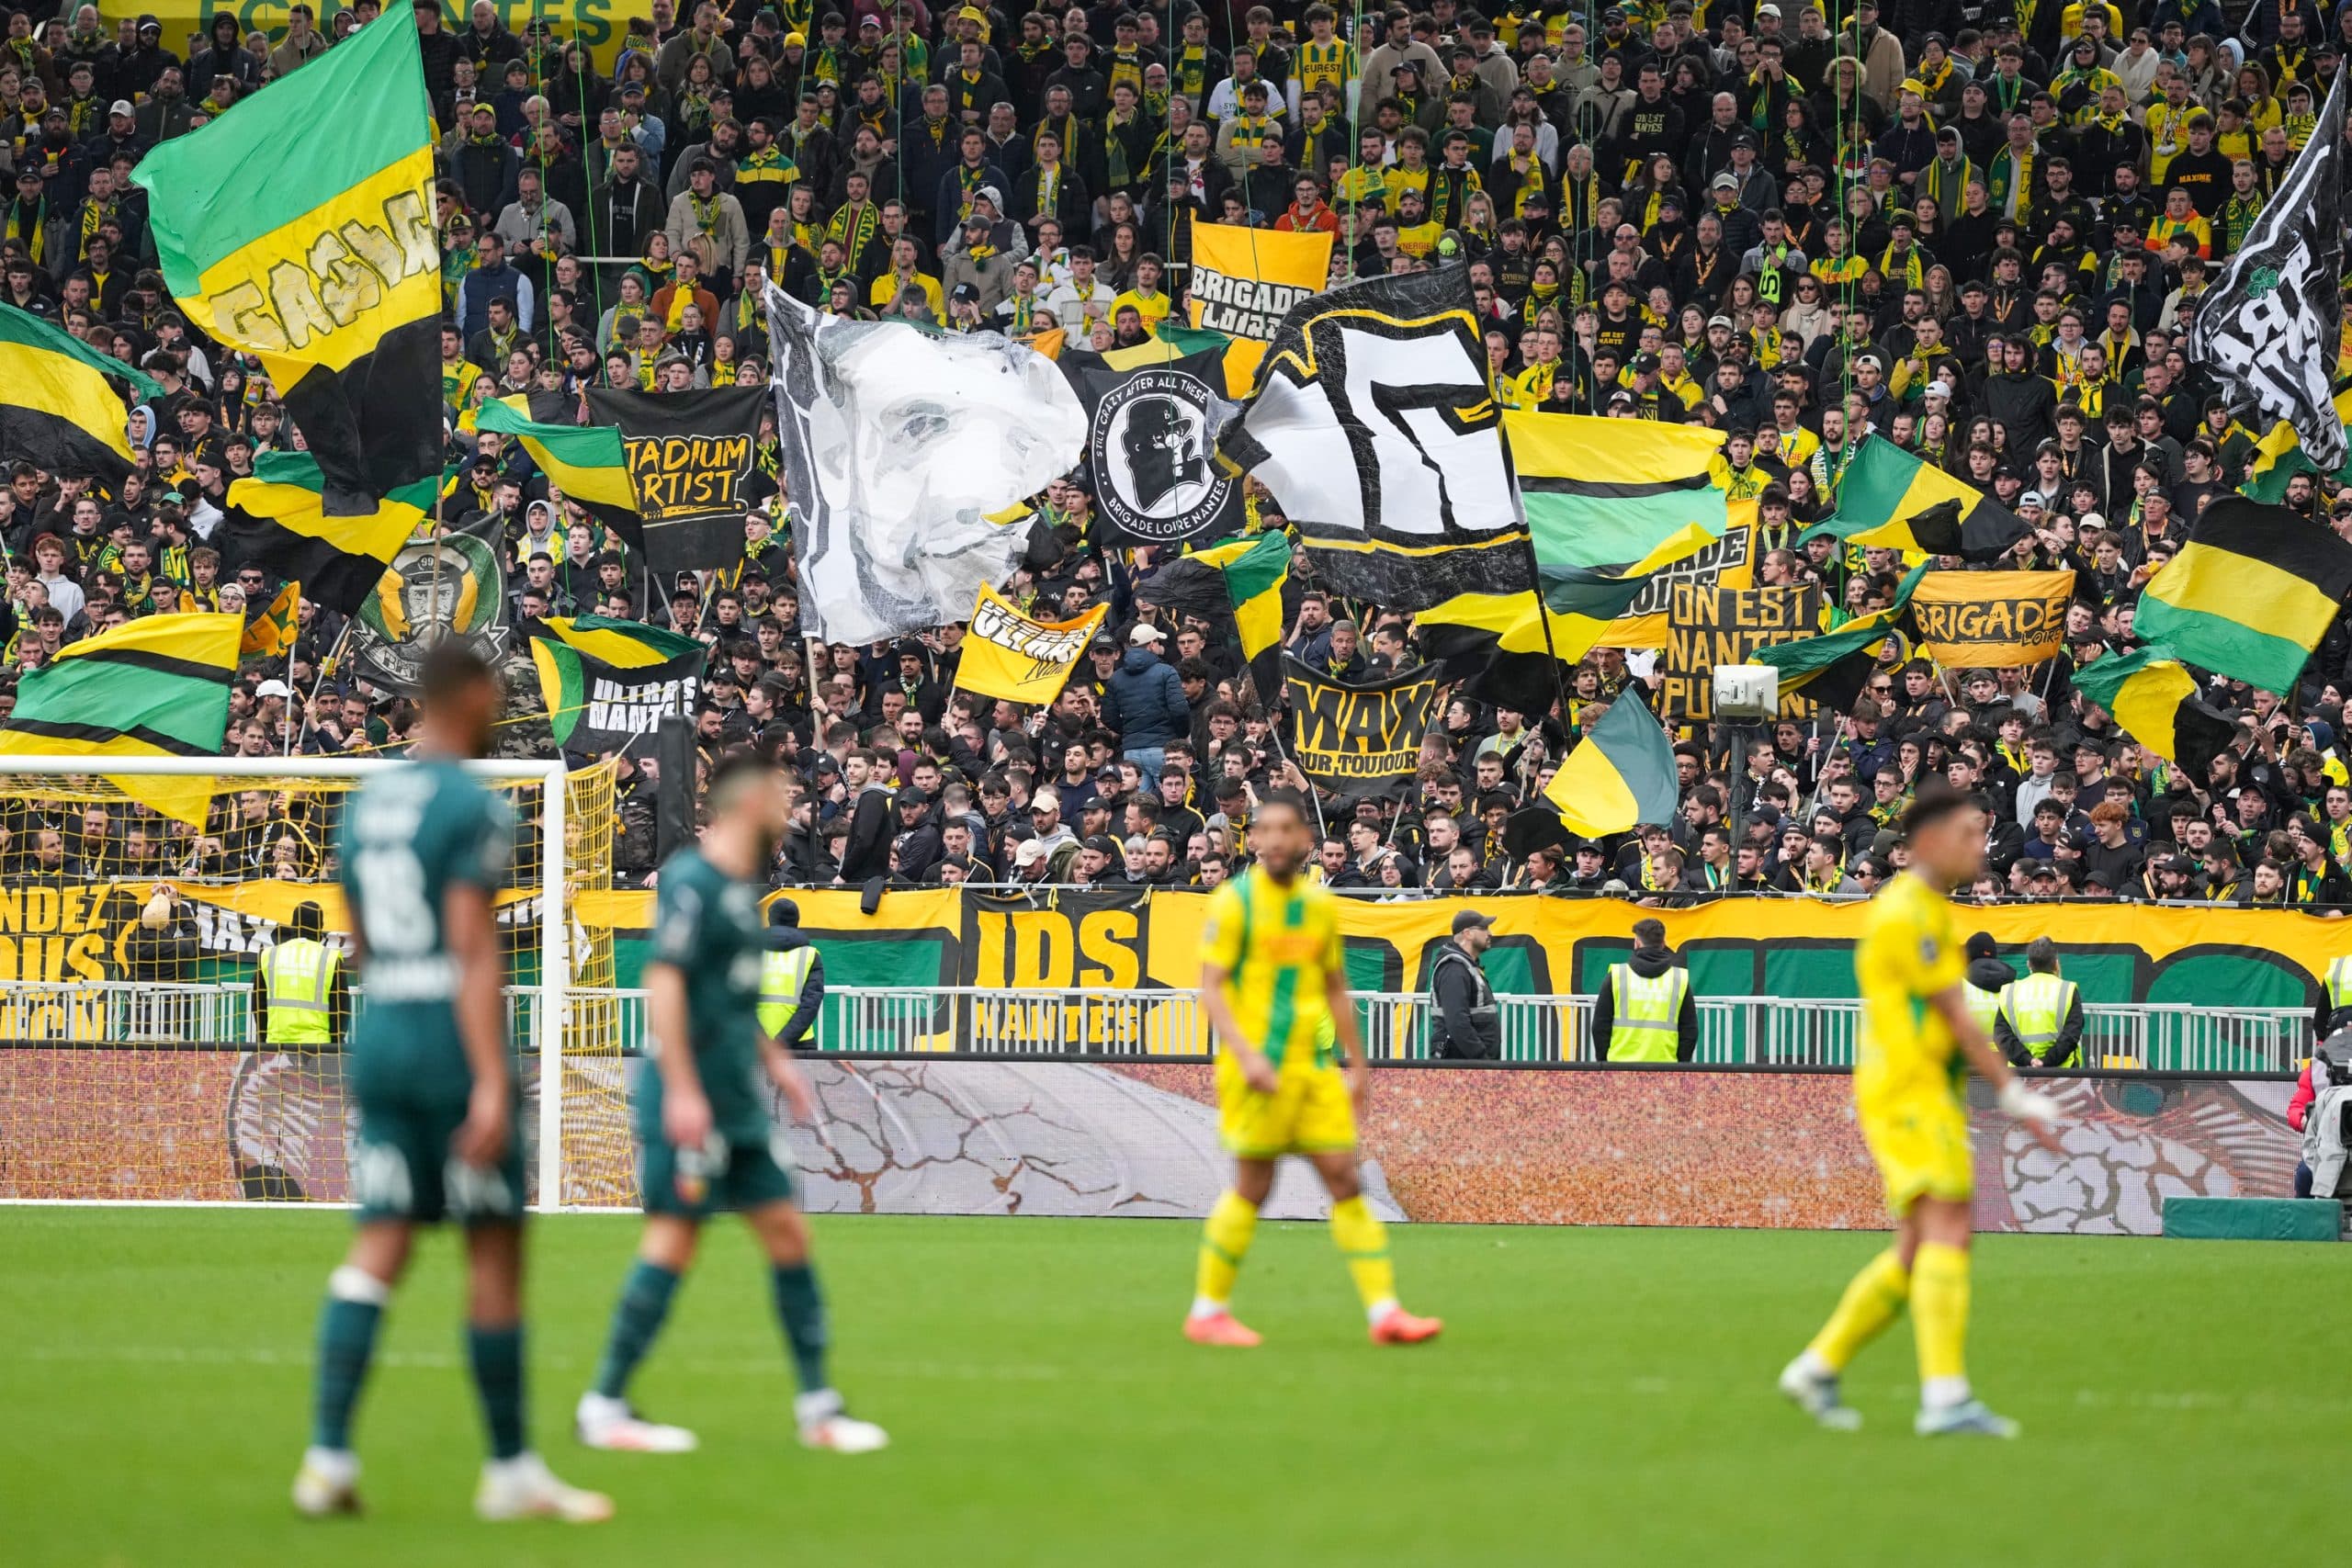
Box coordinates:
[1204,866,1341,1072]
[1852,871,1964,1117]
[1295,36,1355,98]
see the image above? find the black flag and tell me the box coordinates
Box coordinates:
[583,386,769,581]
[2188,70,2347,473]
[1066,348,1243,544]
[1283,657,1441,801]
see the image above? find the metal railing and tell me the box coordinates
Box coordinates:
[0,982,2312,1075]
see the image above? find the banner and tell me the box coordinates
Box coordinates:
[1909,570,2073,668]
[1661,583,1822,720]
[584,385,767,582]
[527,615,708,757]
[955,584,1107,705]
[1608,507,1759,648]
[345,513,511,693]
[1224,266,1519,609]
[96,1,639,70]
[1069,351,1242,544]
[1184,222,1331,391]
[1283,657,1440,800]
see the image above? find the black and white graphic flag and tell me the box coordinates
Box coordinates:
[1220,266,1519,610]
[2188,70,2347,474]
[1068,350,1243,544]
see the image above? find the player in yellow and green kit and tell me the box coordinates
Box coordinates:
[1779,782,2064,1438]
[1185,790,1442,1348]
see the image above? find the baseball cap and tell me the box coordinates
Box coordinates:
[254,678,294,698]
[1013,839,1050,868]
[1130,623,1166,646]
[108,98,133,117]
[1712,171,1739,190]
[1450,908,1494,934]
[950,282,978,303]
[1631,351,1661,373]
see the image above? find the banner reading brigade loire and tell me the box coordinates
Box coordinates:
[584,385,769,581]
[1184,223,1331,392]
[1283,657,1441,801]
[955,584,1108,705]
[1661,583,1823,721]
[1908,570,2074,669]
[134,11,440,565]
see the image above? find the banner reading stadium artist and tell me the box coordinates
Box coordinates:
[1662,583,1823,721]
[584,385,767,581]
[1284,658,1440,800]
[956,583,1108,705]
[1909,570,2074,669]
[1184,222,1331,390]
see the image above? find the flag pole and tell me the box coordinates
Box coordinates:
[286,615,356,758]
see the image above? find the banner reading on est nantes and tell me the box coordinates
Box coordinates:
[1661,582,1822,720]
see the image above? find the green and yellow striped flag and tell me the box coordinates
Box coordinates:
[1752,562,1929,716]
[0,613,242,824]
[1137,530,1292,700]
[240,578,301,661]
[527,615,709,753]
[132,11,441,580]
[2137,497,2352,694]
[224,451,435,614]
[1543,689,1679,838]
[0,302,162,487]
[1801,435,2026,562]
[2243,389,2352,503]
[475,396,643,544]
[2069,645,2238,781]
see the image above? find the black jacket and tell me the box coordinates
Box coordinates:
[1587,946,1698,1062]
[1429,941,1499,1059]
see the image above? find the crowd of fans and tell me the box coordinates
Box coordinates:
[2,0,2351,907]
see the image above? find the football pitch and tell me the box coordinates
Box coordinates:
[3,1208,2332,1567]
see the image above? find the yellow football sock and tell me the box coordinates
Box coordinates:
[1329,1196,1396,1315]
[1194,1190,1259,1308]
[1805,1248,1911,1372]
[1910,1242,1972,1388]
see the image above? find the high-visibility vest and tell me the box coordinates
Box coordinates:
[757,946,816,1042]
[1962,980,2004,1036]
[2325,957,2352,1023]
[1606,962,1689,1063]
[1997,972,2076,1056]
[261,937,340,1046]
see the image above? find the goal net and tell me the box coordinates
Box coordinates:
[0,755,639,1209]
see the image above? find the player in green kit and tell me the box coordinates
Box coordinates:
[294,645,612,1523]
[576,750,888,1456]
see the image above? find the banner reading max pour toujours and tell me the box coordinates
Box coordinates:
[1909,570,2074,669]
[584,386,768,581]
[956,584,1107,705]
[1285,657,1439,800]
[1185,222,1331,392]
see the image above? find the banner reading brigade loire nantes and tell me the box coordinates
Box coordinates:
[1283,657,1441,801]
[133,9,440,609]
[1908,570,2075,669]
[584,385,769,581]
[1184,223,1331,392]
[955,584,1108,705]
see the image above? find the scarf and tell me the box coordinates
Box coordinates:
[738,146,796,184]
[1007,291,1036,333]
[686,190,726,243]
[825,199,877,260]
[6,196,42,264]
[76,195,110,259]
[1175,42,1208,98]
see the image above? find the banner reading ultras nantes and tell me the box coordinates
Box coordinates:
[133,9,440,581]
[1185,223,1331,393]
[956,583,1107,705]
[1284,656,1439,801]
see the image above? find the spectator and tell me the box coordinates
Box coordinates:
[1429,908,1500,1060]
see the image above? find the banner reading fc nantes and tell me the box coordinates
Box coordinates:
[1185,223,1331,393]
[956,583,1107,705]
[134,12,440,541]
[1909,570,2075,669]
[585,385,768,581]
[1284,657,1440,801]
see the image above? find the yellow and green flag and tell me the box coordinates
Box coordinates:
[474,397,642,542]
[223,451,435,613]
[1135,530,1292,701]
[2136,496,2352,695]
[2243,389,2352,503]
[132,10,441,608]
[0,302,162,487]
[2070,645,2238,781]
[1543,690,1679,839]
[240,578,301,661]
[526,615,709,755]
[1801,435,2026,562]
[0,613,242,824]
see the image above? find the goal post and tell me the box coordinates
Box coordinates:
[0,752,630,1211]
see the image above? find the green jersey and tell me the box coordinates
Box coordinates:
[639,847,769,1144]
[338,759,514,1094]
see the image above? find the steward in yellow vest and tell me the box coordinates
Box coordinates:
[1994,937,2082,1069]
[756,897,823,1050]
[2319,954,2352,1041]
[1961,931,2010,1039]
[1590,918,1695,1063]
[254,900,349,1046]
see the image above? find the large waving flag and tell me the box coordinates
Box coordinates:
[0,613,242,824]
[133,11,440,520]
[1543,689,1679,838]
[527,615,709,757]
[1135,530,1293,700]
[1803,436,2026,563]
[475,397,641,542]
[2135,497,2352,695]
[1752,562,1930,716]
[222,451,435,615]
[2070,646,2238,782]
[0,303,163,487]
[2242,389,2352,502]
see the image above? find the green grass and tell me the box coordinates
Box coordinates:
[1,1209,2333,1567]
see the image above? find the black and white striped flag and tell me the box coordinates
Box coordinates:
[2188,70,2348,474]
